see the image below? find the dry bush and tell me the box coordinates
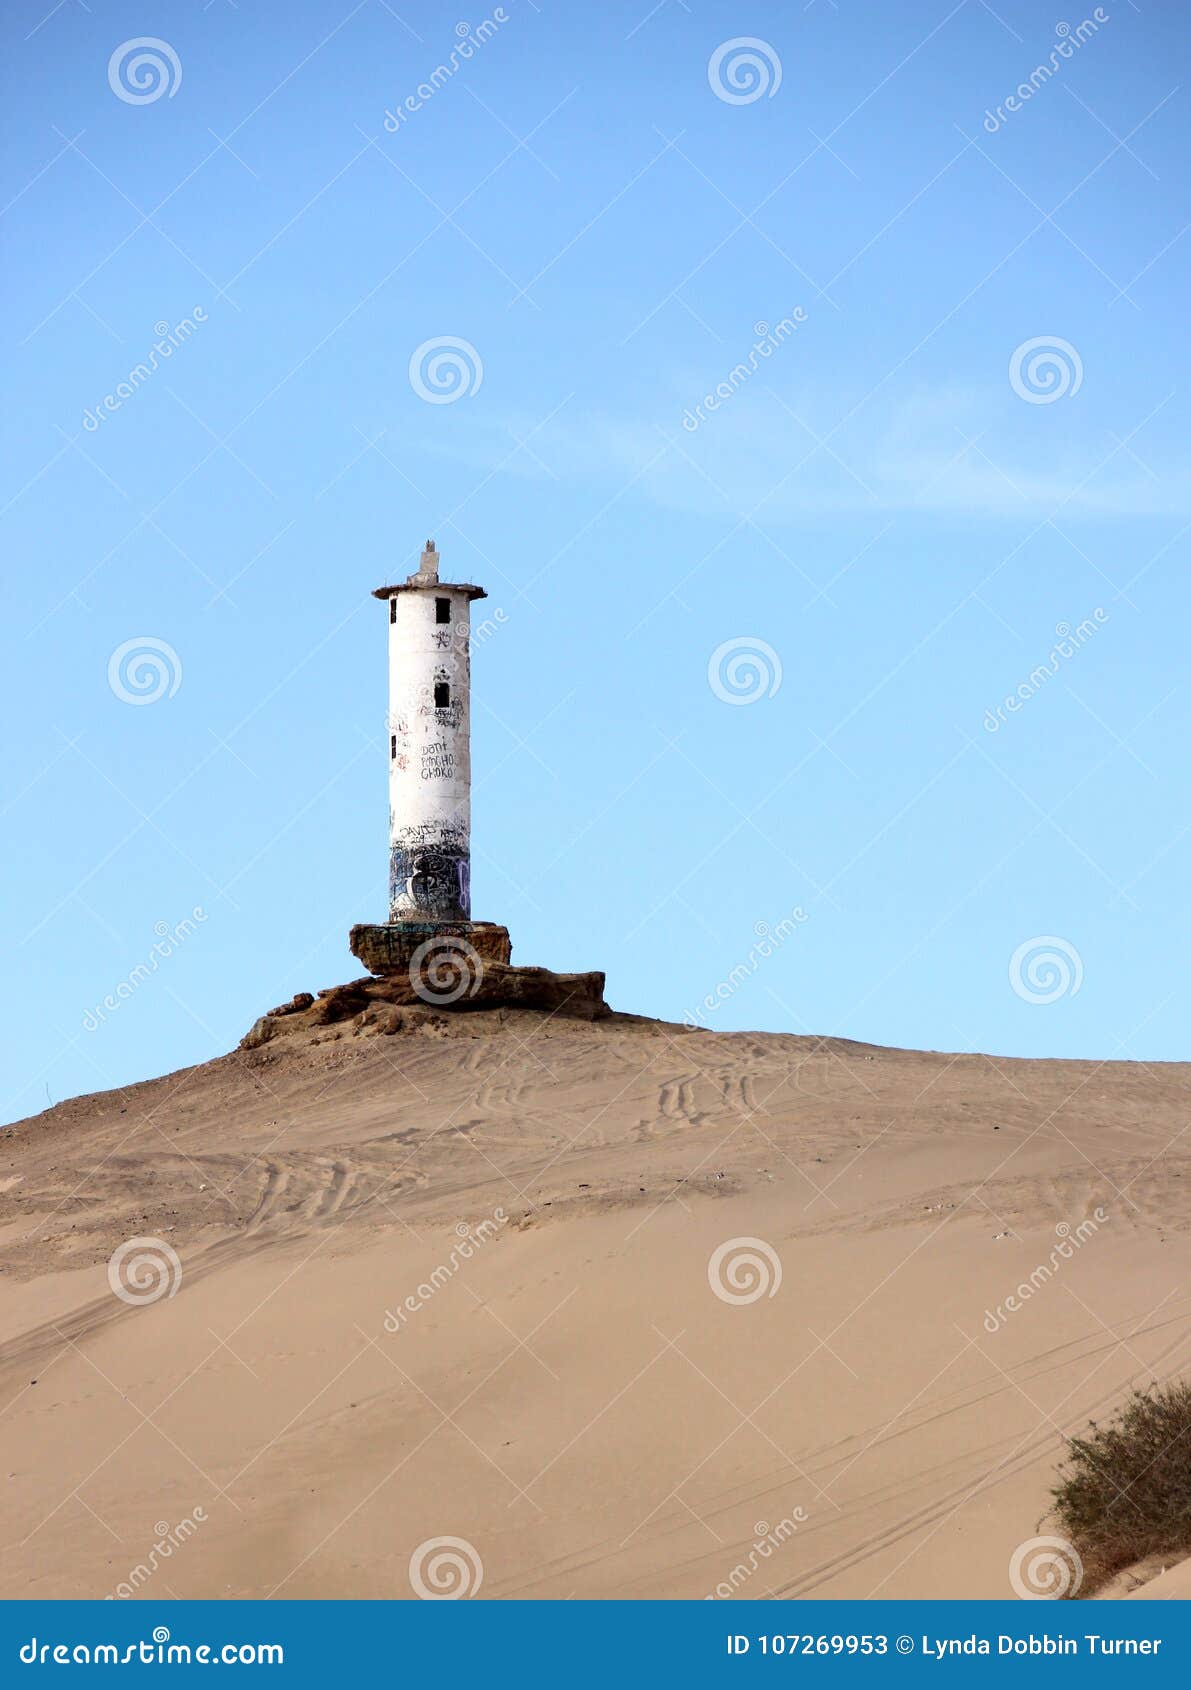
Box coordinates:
[1051,1379,1191,1594]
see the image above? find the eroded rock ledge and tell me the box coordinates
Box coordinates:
[348,922,606,1020]
[241,953,609,1052]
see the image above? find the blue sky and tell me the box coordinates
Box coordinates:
[2,0,1189,1119]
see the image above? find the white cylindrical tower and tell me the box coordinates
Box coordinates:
[373,541,487,925]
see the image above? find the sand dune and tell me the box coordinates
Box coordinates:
[2,997,1189,1600]
[1123,1558,1191,1599]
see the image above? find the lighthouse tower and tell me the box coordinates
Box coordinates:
[372,540,487,924]
[347,539,603,1012]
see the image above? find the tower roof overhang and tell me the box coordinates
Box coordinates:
[372,582,487,601]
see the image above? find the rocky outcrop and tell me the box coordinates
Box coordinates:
[347,922,605,1013]
[309,981,370,1024]
[239,950,608,1052]
[241,1015,277,1051]
[376,958,607,1018]
[265,991,314,1018]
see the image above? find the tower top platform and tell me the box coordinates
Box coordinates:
[372,538,486,601]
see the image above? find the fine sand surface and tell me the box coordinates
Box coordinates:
[1123,1558,1191,1600]
[2,1001,1189,1601]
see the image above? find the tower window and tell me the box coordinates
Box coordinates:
[434,681,450,708]
[435,597,451,624]
[389,598,396,623]
[390,734,397,759]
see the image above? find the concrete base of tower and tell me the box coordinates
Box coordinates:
[349,920,511,977]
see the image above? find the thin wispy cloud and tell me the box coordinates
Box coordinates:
[425,384,1189,521]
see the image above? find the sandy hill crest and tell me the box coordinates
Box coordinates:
[2,992,1189,1599]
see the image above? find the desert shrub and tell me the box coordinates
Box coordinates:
[1051,1379,1191,1594]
